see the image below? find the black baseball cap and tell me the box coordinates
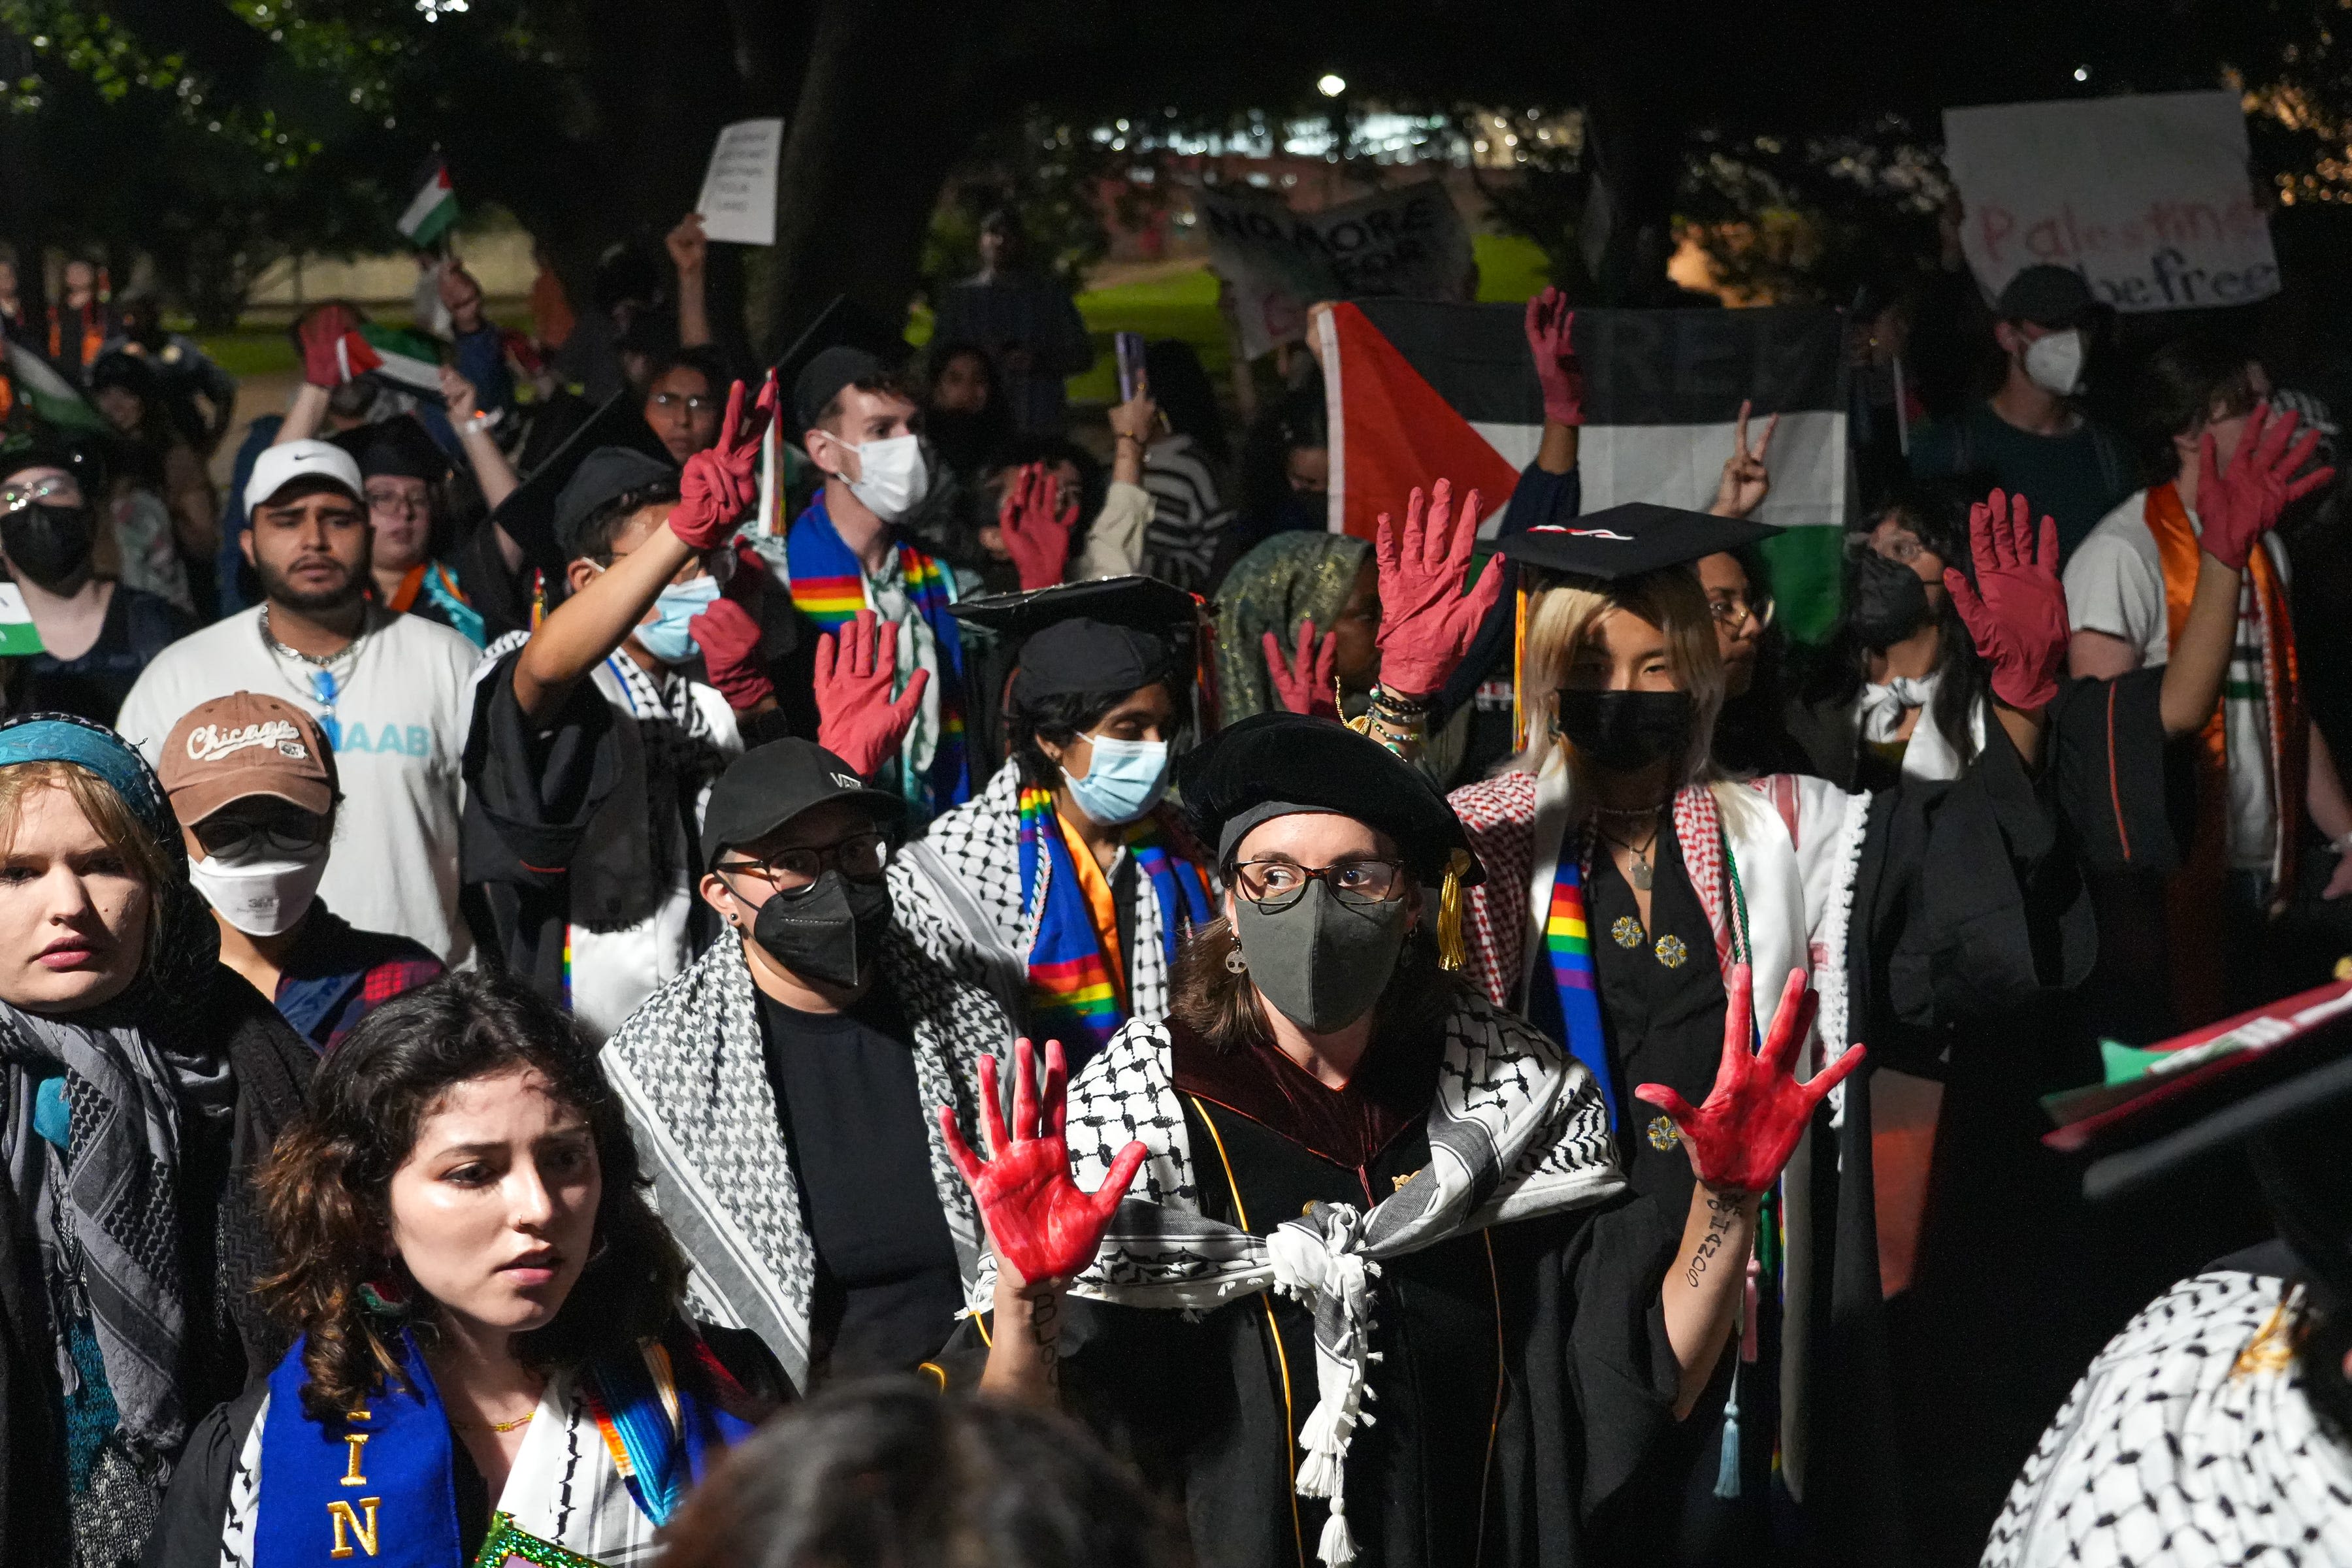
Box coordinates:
[1495,503,1780,582]
[1995,265,2101,329]
[794,346,888,434]
[700,738,908,869]
[487,386,676,576]
[553,446,678,562]
[772,293,908,434]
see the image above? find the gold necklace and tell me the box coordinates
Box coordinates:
[451,1408,537,1433]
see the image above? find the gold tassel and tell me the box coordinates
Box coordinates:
[1438,848,1471,972]
[1511,583,1530,754]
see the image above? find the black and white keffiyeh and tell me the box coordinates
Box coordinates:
[602,930,1007,1393]
[994,991,1624,1565]
[1984,1269,2352,1568]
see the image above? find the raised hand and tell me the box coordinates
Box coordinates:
[690,540,775,711]
[941,1038,1147,1287]
[998,461,1077,591]
[670,373,778,550]
[1373,477,1505,699]
[1524,286,1584,427]
[1262,619,1339,717]
[666,213,709,277]
[438,365,482,427]
[1708,399,1779,520]
[294,302,362,389]
[1944,486,2068,712]
[814,606,930,777]
[1633,966,1865,1198]
[2197,401,2334,572]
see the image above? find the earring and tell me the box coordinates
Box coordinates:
[1224,946,1249,975]
[359,1272,414,1321]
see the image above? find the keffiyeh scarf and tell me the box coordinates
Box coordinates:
[1014,993,1622,1565]
[602,932,1002,1393]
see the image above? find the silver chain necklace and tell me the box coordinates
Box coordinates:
[261,604,363,670]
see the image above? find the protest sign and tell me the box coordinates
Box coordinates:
[695,118,785,246]
[1196,179,1475,359]
[1944,91,2277,313]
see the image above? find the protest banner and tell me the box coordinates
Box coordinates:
[696,118,785,246]
[1196,178,1475,359]
[1944,91,2278,314]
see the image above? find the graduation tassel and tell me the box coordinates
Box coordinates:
[1437,849,1471,972]
[1511,583,1530,753]
[1316,1498,1360,1567]
[1714,1340,1744,1500]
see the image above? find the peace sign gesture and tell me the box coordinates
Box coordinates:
[670,373,779,549]
[1708,399,1779,520]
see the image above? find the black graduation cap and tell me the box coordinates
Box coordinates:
[769,295,909,439]
[1495,502,1782,581]
[955,576,1203,706]
[1177,711,1482,890]
[487,387,674,578]
[331,414,451,484]
[2041,977,2352,1202]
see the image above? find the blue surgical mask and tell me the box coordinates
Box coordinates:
[635,574,722,664]
[1064,734,1171,826]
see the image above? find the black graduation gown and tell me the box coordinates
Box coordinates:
[945,1018,1686,1568]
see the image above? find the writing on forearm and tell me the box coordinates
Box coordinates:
[1684,1190,1742,1289]
[1030,1291,1062,1392]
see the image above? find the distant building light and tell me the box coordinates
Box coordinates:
[1317,74,1347,97]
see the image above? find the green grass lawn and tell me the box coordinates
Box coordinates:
[199,233,1556,402]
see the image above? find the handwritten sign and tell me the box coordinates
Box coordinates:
[694,118,784,246]
[1944,91,2277,313]
[1196,179,1475,359]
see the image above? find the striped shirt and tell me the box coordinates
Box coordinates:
[1139,434,1235,593]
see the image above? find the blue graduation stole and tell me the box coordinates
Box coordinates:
[255,1335,461,1568]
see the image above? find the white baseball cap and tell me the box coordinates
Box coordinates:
[244,439,365,515]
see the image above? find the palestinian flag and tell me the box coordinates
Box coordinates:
[397,157,459,249]
[337,322,446,402]
[2,342,108,433]
[1319,299,1852,641]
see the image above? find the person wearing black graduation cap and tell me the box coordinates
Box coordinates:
[890,577,1215,1075]
[1985,975,2352,1567]
[932,711,1863,1568]
[459,381,784,1034]
[331,414,493,646]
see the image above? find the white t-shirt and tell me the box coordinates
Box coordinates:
[2064,489,2289,870]
[116,604,480,962]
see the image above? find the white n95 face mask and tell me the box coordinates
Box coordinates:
[2023,329,2085,397]
[842,434,930,522]
[187,845,329,937]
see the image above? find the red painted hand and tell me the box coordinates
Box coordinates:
[1262,619,1339,717]
[998,462,1077,591]
[2197,400,2334,572]
[1372,477,1505,699]
[1943,487,2068,713]
[941,1038,1148,1287]
[294,303,363,389]
[814,607,929,778]
[1633,966,1866,1198]
[670,374,778,550]
[1524,286,1584,427]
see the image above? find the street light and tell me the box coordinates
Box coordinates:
[1317,73,1347,98]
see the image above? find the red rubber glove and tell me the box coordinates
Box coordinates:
[1524,286,1584,427]
[813,607,930,779]
[1633,966,1866,1198]
[1944,487,2069,713]
[294,303,363,389]
[669,374,777,550]
[2196,401,2334,572]
[1262,619,1339,717]
[689,541,774,711]
[941,1038,1148,1286]
[998,462,1076,591]
[1372,477,1505,699]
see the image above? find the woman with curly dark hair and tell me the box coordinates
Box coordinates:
[146,968,783,1568]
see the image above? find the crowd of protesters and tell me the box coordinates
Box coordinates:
[0,202,2344,1568]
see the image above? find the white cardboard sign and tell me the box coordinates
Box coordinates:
[1944,91,2278,313]
[694,118,784,246]
[1196,178,1475,359]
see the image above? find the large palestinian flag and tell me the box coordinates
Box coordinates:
[1317,299,1852,641]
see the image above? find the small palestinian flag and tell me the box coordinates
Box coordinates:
[1318,299,1852,641]
[337,322,446,402]
[2,342,108,433]
[397,157,459,249]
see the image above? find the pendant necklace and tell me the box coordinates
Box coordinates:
[1597,821,1660,891]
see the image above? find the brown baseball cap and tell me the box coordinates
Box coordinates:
[157,692,337,825]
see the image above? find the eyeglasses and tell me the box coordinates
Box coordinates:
[1876,534,1926,564]
[649,391,717,416]
[1707,594,1774,630]
[717,832,892,891]
[1232,857,1405,911]
[365,487,429,517]
[0,476,73,514]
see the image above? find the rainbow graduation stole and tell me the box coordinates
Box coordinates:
[1017,785,1213,1069]
[1544,856,1620,1127]
[577,1337,750,1527]
[785,495,968,817]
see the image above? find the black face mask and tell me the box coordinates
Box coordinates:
[1555,689,1695,774]
[1,502,96,593]
[747,869,894,989]
[1848,549,1931,650]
